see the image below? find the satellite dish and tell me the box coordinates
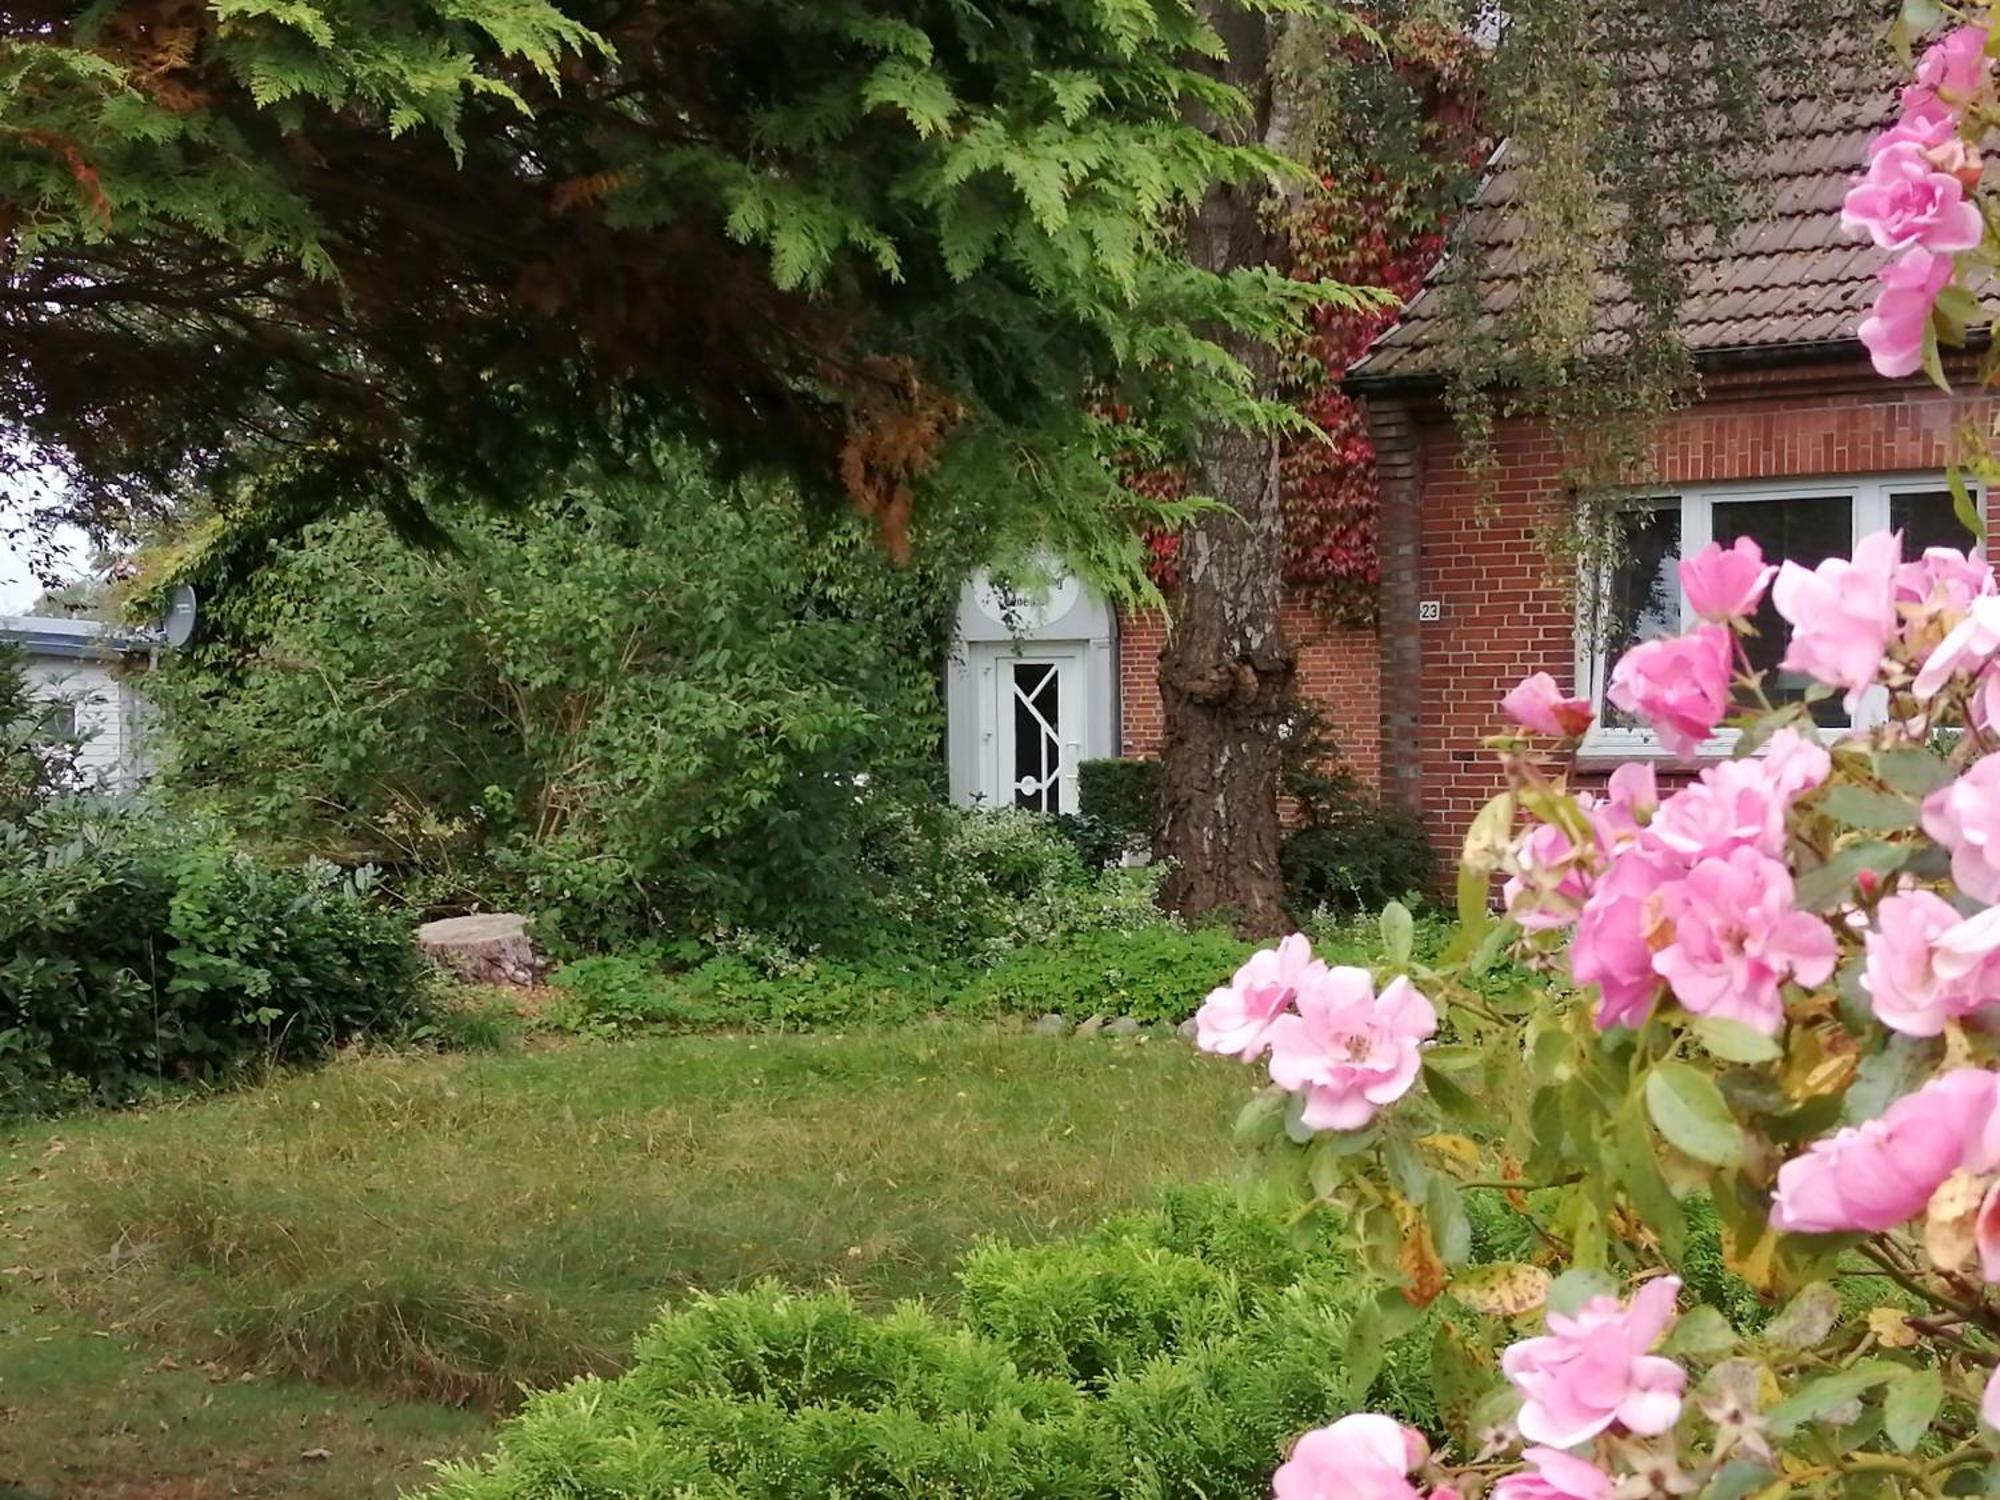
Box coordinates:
[163,584,198,649]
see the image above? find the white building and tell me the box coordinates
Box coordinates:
[2,616,154,788]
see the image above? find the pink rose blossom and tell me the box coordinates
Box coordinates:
[1771,1067,1999,1233]
[1904,26,1991,115]
[1841,141,1984,254]
[1591,761,1660,849]
[1501,1275,1687,1447]
[1504,819,1595,932]
[1978,1180,2000,1283]
[1923,755,2000,904]
[1573,849,1678,1031]
[1607,624,1734,758]
[1871,97,1962,159]
[1651,847,1837,1035]
[1984,1364,2000,1430]
[1863,891,2000,1036]
[1650,729,1828,862]
[1915,593,2000,700]
[1504,672,1596,738]
[1273,1414,1429,1500]
[1492,1449,1614,1500]
[1928,136,1986,187]
[1858,246,1954,379]
[1680,536,1777,623]
[1264,969,1437,1132]
[1194,933,1321,1060]
[1771,529,1903,703]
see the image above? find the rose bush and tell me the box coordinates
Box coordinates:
[1224,508,2000,1494]
[1221,26,2000,1480]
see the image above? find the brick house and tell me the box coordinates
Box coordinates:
[948,45,1987,856]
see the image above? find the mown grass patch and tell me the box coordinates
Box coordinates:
[1,1026,1248,1497]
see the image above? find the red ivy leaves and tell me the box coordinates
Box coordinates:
[1143,22,1479,623]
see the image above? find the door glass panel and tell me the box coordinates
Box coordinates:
[1891,488,1976,555]
[1712,496,1851,726]
[1596,504,1681,729]
[1010,662,1061,812]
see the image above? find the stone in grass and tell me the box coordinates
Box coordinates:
[1104,1016,1143,1038]
[416,912,543,987]
[1177,1017,1199,1041]
[1074,1015,1107,1039]
[1030,1013,1071,1037]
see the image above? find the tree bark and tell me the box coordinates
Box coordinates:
[1157,6,1295,935]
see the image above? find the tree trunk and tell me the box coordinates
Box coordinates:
[1157,7,1295,935]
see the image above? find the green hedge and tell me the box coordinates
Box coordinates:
[1077,758,1160,849]
[422,1187,1422,1500]
[0,802,431,1113]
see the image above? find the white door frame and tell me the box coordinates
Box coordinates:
[992,649,1083,813]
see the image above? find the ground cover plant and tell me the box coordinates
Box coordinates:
[0,1026,1249,1498]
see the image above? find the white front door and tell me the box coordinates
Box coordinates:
[993,651,1083,813]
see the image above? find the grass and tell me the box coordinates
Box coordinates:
[0,1024,1250,1499]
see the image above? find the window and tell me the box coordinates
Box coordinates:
[1580,476,1977,753]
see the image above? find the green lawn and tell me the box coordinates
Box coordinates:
[0,1025,1250,1499]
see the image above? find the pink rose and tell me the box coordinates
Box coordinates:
[1501,1275,1687,1447]
[1194,933,1321,1060]
[1978,1180,2000,1283]
[1492,1449,1614,1500]
[1651,847,1837,1035]
[1607,624,1734,758]
[1680,536,1777,623]
[1923,755,2000,904]
[1865,892,2000,1036]
[1573,848,1678,1031]
[1650,730,1828,862]
[1265,968,1436,1132]
[1771,1068,1999,1233]
[1915,593,2000,700]
[1273,1414,1429,1500]
[1504,819,1595,932]
[1771,529,1903,703]
[1590,762,1660,850]
[1984,1364,2000,1430]
[1904,26,1991,115]
[1503,672,1596,738]
[1871,97,1962,159]
[1858,246,1953,379]
[1841,141,1984,254]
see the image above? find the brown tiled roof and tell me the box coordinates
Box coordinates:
[1348,49,1900,384]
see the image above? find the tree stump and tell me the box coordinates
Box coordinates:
[415,913,542,987]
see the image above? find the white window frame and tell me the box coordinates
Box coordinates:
[1575,472,1981,761]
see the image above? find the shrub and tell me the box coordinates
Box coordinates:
[1276,706,1438,916]
[1077,758,1160,850]
[420,1187,1405,1500]
[960,926,1253,1022]
[0,799,430,1113]
[147,458,976,951]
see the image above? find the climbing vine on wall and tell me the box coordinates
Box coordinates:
[1143,15,1481,626]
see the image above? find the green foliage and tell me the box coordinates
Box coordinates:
[537,917,1248,1037]
[962,926,1254,1024]
[1280,714,1438,915]
[0,798,430,1114]
[0,641,88,819]
[420,1187,1381,1500]
[1077,757,1161,850]
[3,0,1340,596]
[151,459,969,951]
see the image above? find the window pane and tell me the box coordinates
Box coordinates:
[1891,488,1976,555]
[1011,662,1059,811]
[1596,505,1680,728]
[1712,496,1851,727]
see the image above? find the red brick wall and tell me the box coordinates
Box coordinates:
[1115,603,1382,789]
[1397,361,2000,858]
